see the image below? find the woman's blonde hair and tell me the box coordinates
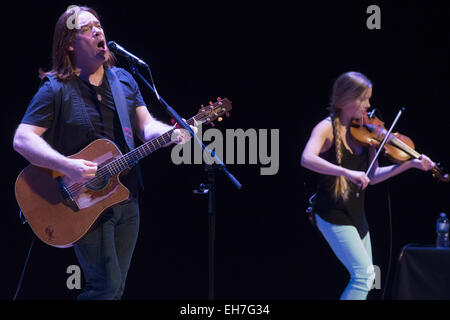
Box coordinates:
[329,71,372,201]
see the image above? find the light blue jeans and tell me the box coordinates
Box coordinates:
[315,214,376,300]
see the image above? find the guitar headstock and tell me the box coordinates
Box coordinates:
[194,97,232,127]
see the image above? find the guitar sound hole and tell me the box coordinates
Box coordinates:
[85,172,109,191]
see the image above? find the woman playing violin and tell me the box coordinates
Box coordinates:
[301,71,435,300]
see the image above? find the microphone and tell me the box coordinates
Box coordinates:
[107,41,148,66]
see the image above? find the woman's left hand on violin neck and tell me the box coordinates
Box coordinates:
[407,154,435,171]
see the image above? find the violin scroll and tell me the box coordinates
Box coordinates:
[431,163,450,183]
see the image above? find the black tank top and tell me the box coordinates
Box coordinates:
[312,142,369,238]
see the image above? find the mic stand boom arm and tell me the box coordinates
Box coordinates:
[128,63,241,190]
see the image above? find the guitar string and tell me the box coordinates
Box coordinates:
[65,115,201,195]
[65,103,229,195]
[66,132,171,194]
[66,129,174,194]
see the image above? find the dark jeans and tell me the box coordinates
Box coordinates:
[73,198,140,300]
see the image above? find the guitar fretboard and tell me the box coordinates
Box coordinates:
[104,117,197,176]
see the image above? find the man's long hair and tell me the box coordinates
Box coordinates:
[39,6,115,80]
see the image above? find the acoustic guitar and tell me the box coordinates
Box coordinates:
[15,98,232,248]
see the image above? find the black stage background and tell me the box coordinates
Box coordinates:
[2,0,449,300]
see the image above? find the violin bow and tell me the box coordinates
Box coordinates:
[356,107,405,198]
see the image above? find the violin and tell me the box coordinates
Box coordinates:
[350,109,449,182]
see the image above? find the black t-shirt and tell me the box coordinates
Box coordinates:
[77,74,130,153]
[21,69,147,196]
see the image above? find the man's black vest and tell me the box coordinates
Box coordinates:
[41,66,143,191]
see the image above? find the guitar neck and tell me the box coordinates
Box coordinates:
[105,117,196,175]
[102,97,232,175]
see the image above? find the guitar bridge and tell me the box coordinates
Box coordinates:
[56,176,80,212]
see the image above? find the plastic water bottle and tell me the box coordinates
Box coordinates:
[436,213,449,248]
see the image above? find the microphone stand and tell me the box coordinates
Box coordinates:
[127,61,242,300]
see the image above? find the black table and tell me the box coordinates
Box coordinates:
[392,244,450,299]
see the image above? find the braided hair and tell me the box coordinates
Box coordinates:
[329,72,372,201]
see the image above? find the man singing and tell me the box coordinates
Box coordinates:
[13,6,195,299]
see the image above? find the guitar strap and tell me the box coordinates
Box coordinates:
[105,67,145,192]
[105,67,135,151]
